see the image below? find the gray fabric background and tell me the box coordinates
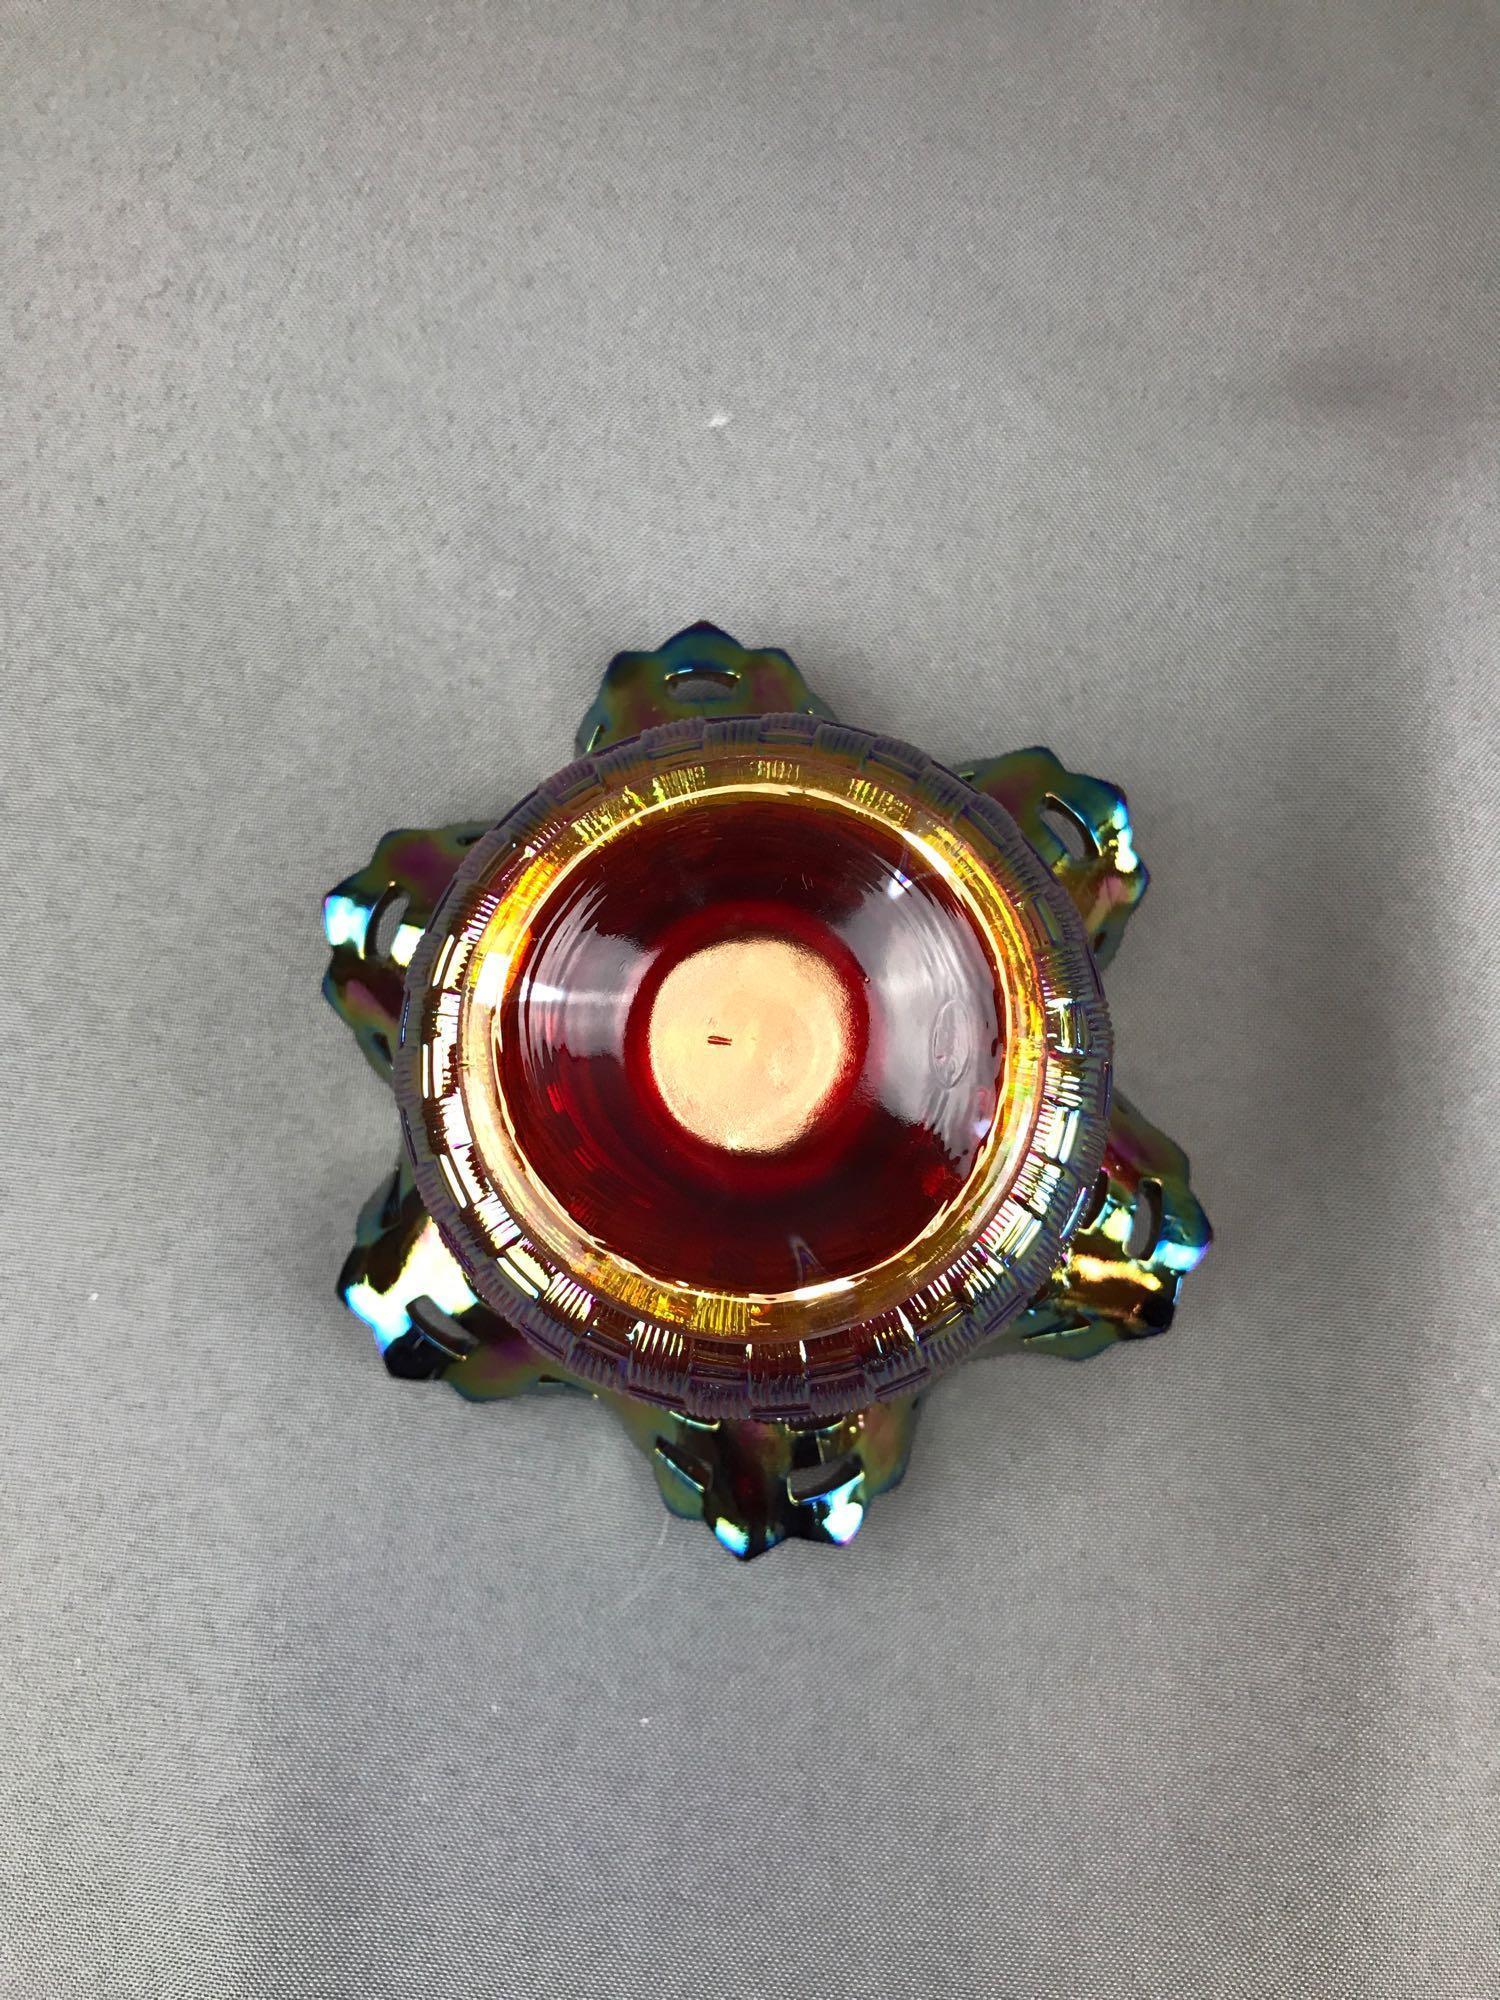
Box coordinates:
[5,3,1499,1995]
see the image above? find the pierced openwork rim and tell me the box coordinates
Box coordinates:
[397,714,1112,1420]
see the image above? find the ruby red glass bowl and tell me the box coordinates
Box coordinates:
[398,714,1111,1420]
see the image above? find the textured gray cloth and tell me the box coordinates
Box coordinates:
[5,3,1499,1995]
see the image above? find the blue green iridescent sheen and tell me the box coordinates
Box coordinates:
[573,619,836,758]
[322,625,1211,1557]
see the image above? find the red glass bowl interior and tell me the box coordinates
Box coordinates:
[494,794,1004,1294]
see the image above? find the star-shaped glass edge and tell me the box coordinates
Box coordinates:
[322,625,1211,1558]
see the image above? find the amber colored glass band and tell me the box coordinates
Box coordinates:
[399,716,1112,1420]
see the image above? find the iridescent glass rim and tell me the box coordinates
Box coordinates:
[398,714,1112,1418]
